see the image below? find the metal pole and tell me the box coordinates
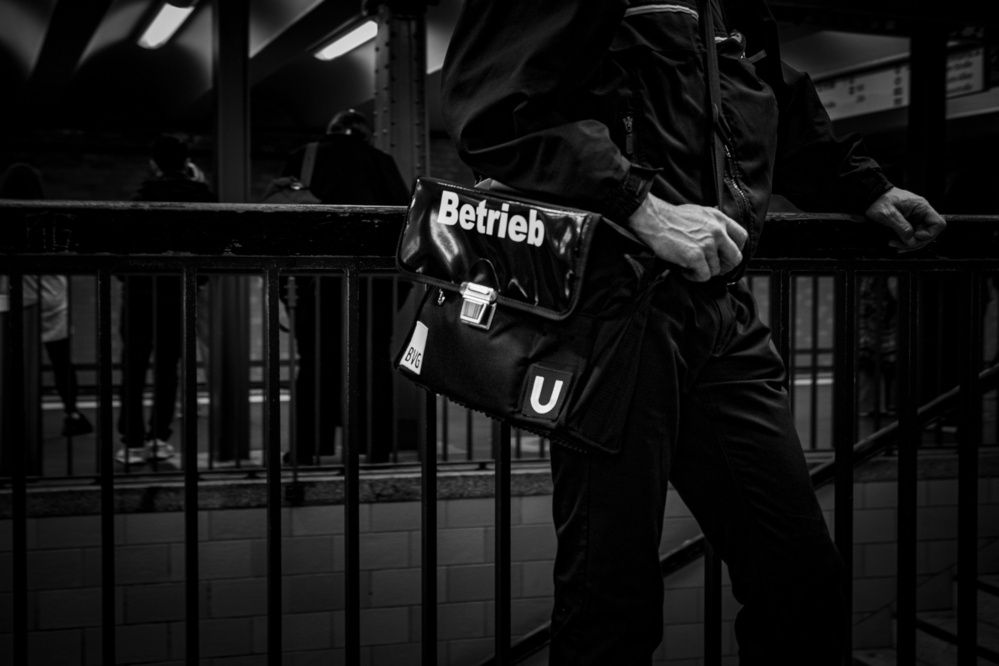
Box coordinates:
[211,0,251,462]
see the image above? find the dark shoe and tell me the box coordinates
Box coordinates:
[62,412,94,437]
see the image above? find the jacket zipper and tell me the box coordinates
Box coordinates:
[723,143,754,257]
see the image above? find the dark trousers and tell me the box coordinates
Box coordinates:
[118,276,182,445]
[286,276,408,463]
[549,277,846,665]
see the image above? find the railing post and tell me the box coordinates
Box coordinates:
[263,268,284,664]
[895,272,919,664]
[421,388,439,663]
[182,269,201,662]
[211,0,251,463]
[957,271,982,665]
[832,269,857,645]
[494,421,512,663]
[96,269,117,665]
[4,273,29,665]
[345,268,362,662]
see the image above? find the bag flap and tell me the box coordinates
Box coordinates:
[396,177,603,320]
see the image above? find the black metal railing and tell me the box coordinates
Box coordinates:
[1,201,998,665]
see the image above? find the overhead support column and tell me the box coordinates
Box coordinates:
[212,0,251,461]
[364,0,433,183]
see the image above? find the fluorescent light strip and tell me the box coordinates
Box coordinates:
[314,20,378,61]
[138,3,195,49]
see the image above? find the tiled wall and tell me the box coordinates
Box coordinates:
[1,467,998,665]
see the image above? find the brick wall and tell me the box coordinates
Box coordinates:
[1,458,997,666]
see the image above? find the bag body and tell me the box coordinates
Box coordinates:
[394,177,666,453]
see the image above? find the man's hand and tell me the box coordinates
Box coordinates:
[864,186,946,252]
[628,193,748,282]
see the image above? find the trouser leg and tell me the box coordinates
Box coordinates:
[118,279,153,447]
[149,277,181,442]
[549,278,687,666]
[669,282,847,665]
[44,337,78,413]
[549,278,846,665]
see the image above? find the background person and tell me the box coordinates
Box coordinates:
[116,134,215,465]
[277,109,411,465]
[0,163,93,440]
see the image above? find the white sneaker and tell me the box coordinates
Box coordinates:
[144,438,176,461]
[115,447,147,465]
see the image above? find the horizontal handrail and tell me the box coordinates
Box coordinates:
[1,201,996,262]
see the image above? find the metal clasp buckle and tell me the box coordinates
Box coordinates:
[459,281,497,330]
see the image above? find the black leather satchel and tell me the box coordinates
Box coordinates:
[393,177,665,453]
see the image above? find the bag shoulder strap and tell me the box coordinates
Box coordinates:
[699,0,724,207]
[300,142,319,188]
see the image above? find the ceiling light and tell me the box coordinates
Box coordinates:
[138,3,196,49]
[314,20,378,61]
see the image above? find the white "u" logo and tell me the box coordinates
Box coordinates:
[530,377,564,414]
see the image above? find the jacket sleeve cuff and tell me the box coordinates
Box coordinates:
[600,165,658,223]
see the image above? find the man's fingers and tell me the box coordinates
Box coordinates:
[725,217,749,250]
[683,255,712,282]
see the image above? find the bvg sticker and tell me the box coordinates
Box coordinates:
[400,322,428,375]
[521,366,573,420]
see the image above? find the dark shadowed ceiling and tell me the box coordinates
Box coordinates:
[0,0,995,137]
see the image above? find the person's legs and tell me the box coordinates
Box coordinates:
[118,278,154,450]
[44,337,78,413]
[148,276,181,443]
[549,275,707,666]
[669,281,847,665]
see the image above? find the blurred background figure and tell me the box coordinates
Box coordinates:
[117,134,215,466]
[0,163,93,441]
[276,109,411,465]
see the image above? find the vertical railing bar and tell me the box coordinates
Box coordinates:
[703,541,722,666]
[768,269,792,377]
[809,275,820,450]
[466,409,474,461]
[495,421,512,663]
[33,276,44,474]
[365,275,374,462]
[286,275,299,474]
[121,275,133,472]
[65,275,75,476]
[207,275,216,471]
[832,268,856,659]
[441,397,450,462]
[150,276,160,471]
[421,388,439,663]
[957,269,982,665]
[314,276,322,465]
[264,267,283,664]
[96,269,116,665]
[7,272,28,665]
[182,268,201,661]
[345,267,362,663]
[896,271,918,665]
[392,276,401,462]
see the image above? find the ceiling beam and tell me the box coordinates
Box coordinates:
[249,0,360,87]
[25,0,114,118]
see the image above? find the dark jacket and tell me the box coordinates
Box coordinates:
[283,134,410,206]
[441,0,893,263]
